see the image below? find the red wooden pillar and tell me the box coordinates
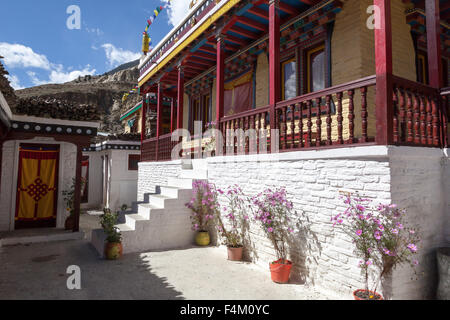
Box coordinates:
[73,145,82,232]
[216,35,225,124]
[141,98,147,143]
[177,66,184,129]
[269,0,281,130]
[170,99,175,133]
[374,0,394,145]
[156,83,163,161]
[425,0,442,89]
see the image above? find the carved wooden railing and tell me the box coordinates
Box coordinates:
[392,76,446,147]
[141,133,178,162]
[141,76,450,162]
[218,75,377,155]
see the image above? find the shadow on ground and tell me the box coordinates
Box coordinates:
[0,239,184,300]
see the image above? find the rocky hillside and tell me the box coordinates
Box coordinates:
[0,56,18,109]
[15,59,142,133]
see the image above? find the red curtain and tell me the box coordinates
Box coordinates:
[224,89,234,116]
[233,82,252,114]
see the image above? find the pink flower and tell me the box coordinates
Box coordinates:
[378,225,384,231]
[366,260,372,266]
[337,219,343,224]
[413,260,419,265]
[356,230,362,236]
[407,244,417,253]
[374,231,382,240]
[356,204,366,212]
[267,227,274,233]
[391,228,399,235]
[383,248,391,255]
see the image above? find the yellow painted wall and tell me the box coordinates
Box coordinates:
[255,53,269,108]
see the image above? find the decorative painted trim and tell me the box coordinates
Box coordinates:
[11,121,97,136]
[83,144,141,152]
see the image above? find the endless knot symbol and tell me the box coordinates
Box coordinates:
[26,178,50,202]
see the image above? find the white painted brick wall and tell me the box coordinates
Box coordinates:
[136,146,448,299]
[137,160,182,201]
[207,155,392,299]
[205,146,448,299]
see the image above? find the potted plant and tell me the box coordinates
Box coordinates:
[252,188,295,283]
[185,180,218,246]
[62,178,86,230]
[333,193,421,300]
[100,208,123,260]
[215,185,249,261]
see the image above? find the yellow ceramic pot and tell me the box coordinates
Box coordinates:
[105,242,123,260]
[195,231,210,246]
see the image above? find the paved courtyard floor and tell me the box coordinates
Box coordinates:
[0,214,332,300]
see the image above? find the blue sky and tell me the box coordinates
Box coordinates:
[0,0,189,89]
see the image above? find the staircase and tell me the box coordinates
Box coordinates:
[91,160,208,257]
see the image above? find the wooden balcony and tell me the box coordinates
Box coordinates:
[141,75,449,162]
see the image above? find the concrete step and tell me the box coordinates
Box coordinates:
[167,177,193,189]
[137,203,164,219]
[125,214,148,230]
[149,194,175,208]
[116,224,134,232]
[160,186,192,198]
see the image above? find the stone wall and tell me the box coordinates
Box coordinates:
[137,160,183,201]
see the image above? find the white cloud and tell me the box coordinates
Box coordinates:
[101,44,141,68]
[0,42,97,88]
[163,0,192,27]
[0,42,51,70]
[6,74,24,90]
[27,65,96,86]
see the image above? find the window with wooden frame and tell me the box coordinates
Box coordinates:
[281,57,297,100]
[306,44,326,93]
[128,154,140,171]
[417,51,428,85]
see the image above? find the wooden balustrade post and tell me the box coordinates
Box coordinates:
[336,92,343,144]
[315,98,322,147]
[374,0,394,145]
[269,0,281,131]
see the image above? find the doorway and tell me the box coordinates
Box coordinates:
[14,144,60,229]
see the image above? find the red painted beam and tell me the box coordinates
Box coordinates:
[224,34,248,46]
[229,25,260,39]
[198,46,216,54]
[374,0,394,145]
[236,16,268,32]
[187,56,215,66]
[426,0,443,88]
[191,51,217,61]
[247,7,268,20]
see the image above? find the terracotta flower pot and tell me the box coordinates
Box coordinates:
[270,259,292,284]
[353,289,384,300]
[227,246,243,261]
[104,242,123,260]
[195,231,210,246]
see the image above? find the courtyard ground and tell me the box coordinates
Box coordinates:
[0,214,332,300]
